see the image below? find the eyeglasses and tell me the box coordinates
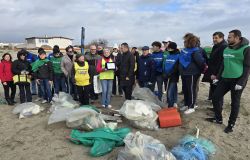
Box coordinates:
[91,49,96,50]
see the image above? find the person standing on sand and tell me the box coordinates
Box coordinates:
[0,53,16,105]
[119,43,135,100]
[162,37,173,92]
[111,44,123,96]
[32,48,53,104]
[12,50,32,103]
[96,49,115,108]
[206,30,250,133]
[72,54,90,105]
[163,42,180,108]
[179,33,205,114]
[151,41,164,101]
[202,32,227,101]
[61,45,78,100]
[136,46,155,91]
[84,45,102,101]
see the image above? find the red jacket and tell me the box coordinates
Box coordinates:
[96,57,113,73]
[0,60,13,82]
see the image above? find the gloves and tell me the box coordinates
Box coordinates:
[212,79,219,85]
[235,84,243,90]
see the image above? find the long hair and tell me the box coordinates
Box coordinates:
[183,33,199,48]
[1,53,12,62]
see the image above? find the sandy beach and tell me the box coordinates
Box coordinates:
[0,80,250,160]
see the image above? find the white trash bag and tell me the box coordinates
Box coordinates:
[132,85,165,109]
[66,107,106,131]
[117,132,176,160]
[119,100,159,130]
[48,108,74,125]
[13,102,41,119]
[50,92,78,112]
[94,75,102,94]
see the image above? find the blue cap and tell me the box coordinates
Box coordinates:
[142,46,149,50]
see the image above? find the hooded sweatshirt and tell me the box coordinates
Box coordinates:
[218,37,250,87]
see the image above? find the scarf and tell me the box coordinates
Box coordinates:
[31,59,49,72]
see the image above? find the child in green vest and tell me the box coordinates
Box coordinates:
[50,47,66,97]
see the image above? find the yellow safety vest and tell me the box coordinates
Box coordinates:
[74,62,90,86]
[99,58,114,80]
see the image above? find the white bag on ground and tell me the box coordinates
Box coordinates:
[12,102,41,119]
[94,75,102,94]
[117,132,176,160]
[50,92,78,112]
[132,85,165,109]
[48,108,74,125]
[119,100,159,130]
[66,107,105,131]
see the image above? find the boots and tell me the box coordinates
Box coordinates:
[10,98,16,104]
[6,98,14,105]
[224,124,234,133]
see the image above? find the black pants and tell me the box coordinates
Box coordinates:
[66,76,78,100]
[76,85,90,105]
[208,82,217,100]
[212,79,243,126]
[112,75,123,95]
[89,76,98,100]
[18,83,32,103]
[2,81,16,100]
[182,75,200,108]
[122,84,133,100]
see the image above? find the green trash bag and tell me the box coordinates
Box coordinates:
[79,105,100,113]
[69,127,131,157]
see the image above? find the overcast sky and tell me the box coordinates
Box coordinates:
[0,0,249,47]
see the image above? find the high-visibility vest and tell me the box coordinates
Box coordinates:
[222,45,249,78]
[74,62,90,86]
[99,58,114,80]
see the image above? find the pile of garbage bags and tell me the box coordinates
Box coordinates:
[171,135,216,160]
[132,85,165,108]
[50,92,79,112]
[117,131,176,160]
[12,102,41,119]
[119,100,159,130]
[69,127,131,157]
[48,105,105,130]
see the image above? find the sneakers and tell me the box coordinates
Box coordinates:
[180,106,188,111]
[101,105,106,108]
[41,100,48,104]
[107,105,112,108]
[184,108,195,114]
[35,97,42,102]
[173,103,178,108]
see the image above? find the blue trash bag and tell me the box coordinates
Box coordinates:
[171,135,216,160]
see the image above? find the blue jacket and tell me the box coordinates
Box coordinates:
[26,52,38,63]
[179,47,205,75]
[151,51,164,74]
[137,54,155,83]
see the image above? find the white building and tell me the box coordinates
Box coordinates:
[24,36,73,49]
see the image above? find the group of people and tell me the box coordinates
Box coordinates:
[0,29,249,133]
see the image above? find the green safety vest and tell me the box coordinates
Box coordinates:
[222,45,249,78]
[99,58,114,80]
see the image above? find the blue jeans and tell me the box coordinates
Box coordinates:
[53,73,66,94]
[101,80,113,106]
[39,79,52,102]
[153,74,164,100]
[167,82,178,107]
[31,80,37,94]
